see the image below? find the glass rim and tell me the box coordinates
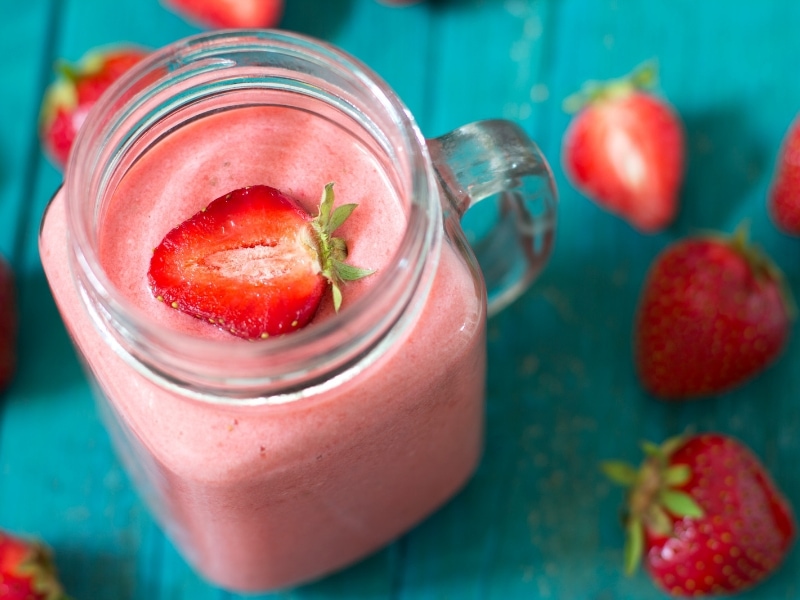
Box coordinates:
[63,29,443,400]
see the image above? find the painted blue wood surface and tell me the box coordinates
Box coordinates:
[1,1,799,598]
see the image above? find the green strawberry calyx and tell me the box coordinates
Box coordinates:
[39,77,78,129]
[601,435,705,576]
[39,49,116,127]
[309,183,375,312]
[562,59,660,114]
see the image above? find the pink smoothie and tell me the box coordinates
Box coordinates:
[40,105,487,591]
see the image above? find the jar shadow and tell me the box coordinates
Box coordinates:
[14,269,85,396]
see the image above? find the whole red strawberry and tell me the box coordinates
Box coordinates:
[768,114,800,236]
[0,256,17,391]
[163,0,283,29]
[0,530,71,599]
[603,434,795,597]
[148,183,373,340]
[562,62,685,232]
[634,225,795,399]
[40,45,148,169]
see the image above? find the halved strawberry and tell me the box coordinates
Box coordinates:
[148,183,373,340]
[40,46,148,168]
[162,0,283,29]
[562,61,685,233]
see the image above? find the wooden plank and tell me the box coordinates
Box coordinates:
[0,1,58,259]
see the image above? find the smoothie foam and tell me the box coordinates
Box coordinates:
[40,104,487,591]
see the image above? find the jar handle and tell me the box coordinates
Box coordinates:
[427,119,558,316]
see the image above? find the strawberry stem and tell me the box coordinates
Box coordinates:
[55,59,80,83]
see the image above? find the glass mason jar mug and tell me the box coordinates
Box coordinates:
[39,30,557,592]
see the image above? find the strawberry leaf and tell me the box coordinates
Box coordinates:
[334,261,376,282]
[640,441,663,458]
[54,59,81,84]
[40,79,78,126]
[624,516,644,575]
[663,464,692,487]
[329,203,358,234]
[318,183,334,227]
[331,282,343,313]
[562,59,659,114]
[627,59,659,90]
[601,461,638,487]
[658,435,687,459]
[660,489,704,519]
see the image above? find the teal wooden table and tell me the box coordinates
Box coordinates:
[2,1,800,598]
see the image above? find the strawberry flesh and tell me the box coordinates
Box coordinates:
[149,185,327,340]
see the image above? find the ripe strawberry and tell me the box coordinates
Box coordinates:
[634,225,794,399]
[562,62,685,232]
[40,46,148,168]
[0,256,17,391]
[768,114,800,236]
[163,0,283,29]
[603,434,796,597]
[149,183,373,340]
[0,530,71,599]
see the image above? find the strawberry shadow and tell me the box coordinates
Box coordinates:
[428,0,508,7]
[51,543,141,600]
[427,0,494,8]
[771,234,800,282]
[676,105,769,233]
[281,0,355,39]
